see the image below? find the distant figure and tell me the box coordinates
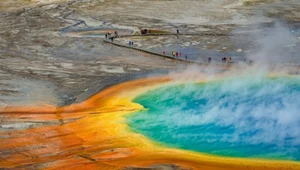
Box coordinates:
[141,29,149,35]
[115,31,118,37]
[185,55,187,60]
[129,41,131,46]
[163,51,166,55]
[208,57,212,63]
[172,51,176,57]
[110,37,114,42]
[176,52,178,57]
[227,57,230,63]
[177,29,179,34]
[131,42,134,46]
[105,34,107,40]
[179,52,182,57]
[222,57,226,62]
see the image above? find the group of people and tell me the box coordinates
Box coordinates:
[171,51,182,57]
[222,57,232,63]
[105,31,119,42]
[128,41,134,46]
[162,51,188,60]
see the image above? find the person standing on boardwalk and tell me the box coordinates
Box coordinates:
[172,51,175,57]
[226,57,230,63]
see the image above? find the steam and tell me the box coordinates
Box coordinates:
[128,22,300,160]
[246,22,296,64]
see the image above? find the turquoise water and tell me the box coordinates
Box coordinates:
[127,76,300,161]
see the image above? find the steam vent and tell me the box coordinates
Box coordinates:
[1,0,300,170]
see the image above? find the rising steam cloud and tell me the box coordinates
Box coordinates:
[128,23,300,160]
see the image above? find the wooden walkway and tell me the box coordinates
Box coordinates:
[103,40,203,64]
[116,32,236,38]
[103,32,242,65]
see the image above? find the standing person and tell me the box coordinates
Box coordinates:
[163,51,166,55]
[129,41,131,46]
[105,34,107,40]
[208,57,212,63]
[177,29,179,34]
[115,31,118,37]
[179,52,182,57]
[222,57,226,62]
[185,55,187,60]
[176,52,178,57]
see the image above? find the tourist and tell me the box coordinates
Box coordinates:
[129,41,131,46]
[177,29,179,34]
[172,51,176,57]
[179,52,182,57]
[208,57,212,63]
[176,52,178,57]
[163,51,166,55]
[222,57,226,62]
[115,31,118,37]
[105,34,107,40]
[185,55,187,60]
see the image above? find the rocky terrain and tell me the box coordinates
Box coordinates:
[1,0,300,107]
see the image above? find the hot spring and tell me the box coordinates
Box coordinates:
[127,75,300,161]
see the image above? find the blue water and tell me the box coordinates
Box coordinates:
[127,76,300,161]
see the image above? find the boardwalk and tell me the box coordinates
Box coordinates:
[103,32,247,65]
[103,39,198,64]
